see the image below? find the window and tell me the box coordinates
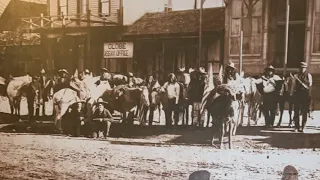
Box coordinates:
[99,0,110,16]
[58,0,68,16]
[313,0,320,53]
[230,0,262,55]
[78,0,87,14]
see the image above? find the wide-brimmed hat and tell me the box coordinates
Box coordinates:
[199,67,206,74]
[40,69,45,74]
[188,68,195,73]
[127,72,134,77]
[177,67,186,73]
[227,62,236,69]
[101,68,109,73]
[300,62,307,68]
[93,98,109,106]
[265,65,275,71]
[58,69,68,74]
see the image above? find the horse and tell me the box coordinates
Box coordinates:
[238,76,262,126]
[101,85,149,127]
[276,75,295,127]
[52,74,112,133]
[6,75,33,120]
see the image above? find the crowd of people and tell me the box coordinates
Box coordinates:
[32,59,313,133]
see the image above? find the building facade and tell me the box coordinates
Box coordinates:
[124,7,225,83]
[21,0,125,76]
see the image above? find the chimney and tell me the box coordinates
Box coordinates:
[164,0,172,12]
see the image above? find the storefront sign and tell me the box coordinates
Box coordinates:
[103,42,133,58]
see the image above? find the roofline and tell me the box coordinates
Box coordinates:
[144,6,225,15]
[123,30,224,39]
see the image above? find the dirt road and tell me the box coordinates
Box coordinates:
[0,129,319,180]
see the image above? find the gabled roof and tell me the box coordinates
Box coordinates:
[0,0,10,18]
[0,0,47,31]
[0,0,46,19]
[124,7,225,37]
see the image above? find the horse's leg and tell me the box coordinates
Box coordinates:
[247,103,251,127]
[17,98,22,122]
[277,99,285,127]
[239,103,245,127]
[229,121,233,149]
[288,100,293,127]
[185,104,189,126]
[207,111,211,128]
[148,106,154,126]
[220,120,225,149]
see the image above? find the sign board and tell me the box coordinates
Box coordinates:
[103,42,134,58]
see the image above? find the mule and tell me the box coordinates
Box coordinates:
[209,84,241,149]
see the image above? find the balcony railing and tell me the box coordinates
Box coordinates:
[20,11,119,30]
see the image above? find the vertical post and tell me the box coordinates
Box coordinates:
[198,0,204,68]
[29,19,33,29]
[284,0,290,76]
[240,31,243,72]
[40,13,44,27]
[50,17,53,28]
[86,9,91,73]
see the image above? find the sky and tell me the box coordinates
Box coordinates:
[123,0,225,25]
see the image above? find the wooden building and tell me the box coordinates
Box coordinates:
[224,0,320,98]
[0,0,46,76]
[20,0,125,75]
[124,7,225,83]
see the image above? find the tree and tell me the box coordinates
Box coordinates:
[0,29,40,46]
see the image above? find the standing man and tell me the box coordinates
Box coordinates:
[256,65,282,127]
[39,69,48,116]
[292,62,312,132]
[162,73,180,126]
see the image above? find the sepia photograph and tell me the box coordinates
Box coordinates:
[0,0,319,179]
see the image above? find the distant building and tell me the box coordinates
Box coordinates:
[0,0,47,76]
[224,0,320,99]
[124,7,225,82]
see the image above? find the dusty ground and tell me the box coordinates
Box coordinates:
[0,96,320,179]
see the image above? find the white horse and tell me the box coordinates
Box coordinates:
[52,73,112,131]
[6,75,32,120]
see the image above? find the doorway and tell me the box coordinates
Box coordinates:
[273,0,306,69]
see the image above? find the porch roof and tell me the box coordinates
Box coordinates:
[124,7,225,37]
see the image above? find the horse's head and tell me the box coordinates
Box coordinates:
[113,85,128,99]
[139,86,150,107]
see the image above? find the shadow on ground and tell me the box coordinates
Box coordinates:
[1,112,320,149]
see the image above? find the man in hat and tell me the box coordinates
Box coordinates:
[92,99,113,138]
[223,62,238,84]
[292,62,312,132]
[55,69,69,92]
[256,65,282,127]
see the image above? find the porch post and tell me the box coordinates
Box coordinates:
[283,0,290,76]
[86,9,91,73]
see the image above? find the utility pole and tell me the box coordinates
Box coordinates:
[86,9,91,73]
[198,0,205,68]
[283,0,290,76]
